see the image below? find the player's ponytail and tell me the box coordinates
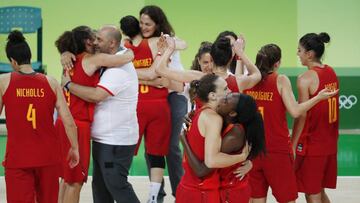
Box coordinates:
[235,94,266,159]
[318,32,330,44]
[299,32,331,60]
[256,44,281,80]
[211,37,232,68]
[189,74,219,104]
[6,30,31,65]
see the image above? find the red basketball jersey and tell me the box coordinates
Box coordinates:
[225,74,240,93]
[219,124,248,189]
[244,73,291,153]
[125,39,168,100]
[181,107,220,190]
[65,53,99,122]
[2,72,59,168]
[297,65,339,156]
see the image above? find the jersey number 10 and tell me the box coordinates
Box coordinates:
[27,104,37,129]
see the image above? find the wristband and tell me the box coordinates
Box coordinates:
[64,81,71,91]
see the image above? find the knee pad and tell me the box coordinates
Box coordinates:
[147,154,165,168]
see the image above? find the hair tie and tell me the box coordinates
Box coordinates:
[194,80,200,88]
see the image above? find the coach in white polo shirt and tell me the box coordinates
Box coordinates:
[62,25,140,203]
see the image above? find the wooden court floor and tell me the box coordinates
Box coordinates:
[0,176,359,203]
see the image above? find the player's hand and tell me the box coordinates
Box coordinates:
[179,127,189,149]
[317,88,339,100]
[183,112,193,129]
[123,37,131,43]
[241,142,251,159]
[61,51,76,71]
[157,33,167,55]
[233,36,245,56]
[233,160,253,180]
[67,147,80,168]
[159,77,170,88]
[163,34,175,51]
[238,34,246,51]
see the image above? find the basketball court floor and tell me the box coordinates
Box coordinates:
[0,176,360,202]
[0,124,359,202]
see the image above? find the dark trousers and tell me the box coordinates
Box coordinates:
[145,93,188,201]
[92,141,140,203]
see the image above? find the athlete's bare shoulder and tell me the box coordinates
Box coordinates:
[0,73,11,82]
[298,69,317,82]
[197,108,222,126]
[277,74,290,85]
[297,70,317,90]
[204,108,221,117]
[45,75,61,91]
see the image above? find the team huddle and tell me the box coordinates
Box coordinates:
[0,4,339,203]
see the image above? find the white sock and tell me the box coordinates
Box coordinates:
[148,182,161,202]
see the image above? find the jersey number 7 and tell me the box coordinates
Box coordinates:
[258,106,264,120]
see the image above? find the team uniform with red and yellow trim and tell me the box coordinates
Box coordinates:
[219,123,250,203]
[2,72,60,203]
[176,107,220,203]
[244,72,298,203]
[55,53,99,183]
[295,65,339,194]
[125,39,171,156]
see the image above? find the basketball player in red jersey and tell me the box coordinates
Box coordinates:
[121,16,189,203]
[180,93,266,203]
[243,44,338,203]
[55,25,134,203]
[0,30,79,203]
[176,74,250,203]
[292,32,339,203]
[122,7,185,202]
[120,15,186,87]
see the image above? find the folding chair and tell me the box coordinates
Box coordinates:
[0,6,45,74]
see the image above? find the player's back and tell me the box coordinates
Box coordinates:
[2,72,60,168]
[244,73,290,153]
[302,65,339,156]
[125,39,168,100]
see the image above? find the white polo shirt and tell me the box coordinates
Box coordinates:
[169,50,191,111]
[169,50,187,95]
[91,50,139,145]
